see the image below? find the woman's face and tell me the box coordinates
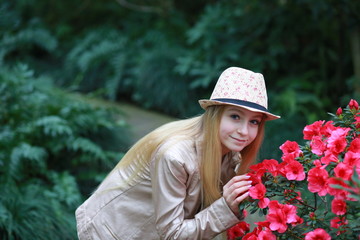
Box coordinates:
[219,106,263,155]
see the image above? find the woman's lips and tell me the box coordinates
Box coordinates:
[230,136,247,143]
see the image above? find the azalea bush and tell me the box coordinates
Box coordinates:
[228,99,360,240]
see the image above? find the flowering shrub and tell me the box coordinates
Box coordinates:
[227,99,360,240]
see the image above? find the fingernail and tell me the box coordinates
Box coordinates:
[245,175,251,179]
[247,181,252,184]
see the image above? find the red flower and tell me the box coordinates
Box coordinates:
[349,99,359,110]
[227,221,250,240]
[305,228,331,240]
[284,160,305,181]
[307,165,329,196]
[242,224,276,240]
[330,216,348,235]
[348,138,360,153]
[249,162,267,178]
[262,159,280,176]
[246,172,262,186]
[303,120,325,140]
[355,114,360,128]
[334,162,353,181]
[280,140,302,159]
[327,177,350,200]
[331,198,347,215]
[249,183,270,208]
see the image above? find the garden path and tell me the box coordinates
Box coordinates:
[116,102,177,144]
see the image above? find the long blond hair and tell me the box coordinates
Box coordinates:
[111,105,265,207]
[199,106,265,207]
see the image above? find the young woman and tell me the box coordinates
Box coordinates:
[75,67,280,240]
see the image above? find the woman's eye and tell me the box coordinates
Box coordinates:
[230,114,240,120]
[251,120,260,125]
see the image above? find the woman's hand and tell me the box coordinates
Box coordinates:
[222,175,252,216]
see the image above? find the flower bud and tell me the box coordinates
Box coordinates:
[349,99,359,110]
[336,107,342,116]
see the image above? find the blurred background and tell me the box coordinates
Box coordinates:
[1,0,359,239]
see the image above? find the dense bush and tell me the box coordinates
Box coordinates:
[2,0,359,119]
[0,64,129,239]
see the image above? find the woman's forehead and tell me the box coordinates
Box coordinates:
[224,106,264,118]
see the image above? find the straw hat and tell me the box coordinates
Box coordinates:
[199,67,280,121]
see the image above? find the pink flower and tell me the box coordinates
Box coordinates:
[349,99,359,110]
[344,151,360,166]
[307,166,329,196]
[303,120,325,140]
[320,151,338,165]
[258,230,277,240]
[249,183,270,208]
[320,121,337,138]
[280,140,302,159]
[327,128,351,154]
[331,198,347,215]
[284,160,305,181]
[310,136,326,156]
[291,215,304,226]
[305,228,331,240]
[266,201,299,233]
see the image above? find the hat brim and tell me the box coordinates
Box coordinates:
[198,99,280,121]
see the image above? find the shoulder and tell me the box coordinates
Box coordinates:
[153,136,200,172]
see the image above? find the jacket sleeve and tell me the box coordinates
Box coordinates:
[150,150,240,240]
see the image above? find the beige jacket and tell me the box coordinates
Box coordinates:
[75,137,241,240]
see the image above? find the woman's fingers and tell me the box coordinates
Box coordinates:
[223,174,252,214]
[225,174,251,186]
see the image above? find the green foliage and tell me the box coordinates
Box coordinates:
[0,64,129,239]
[0,183,75,240]
[129,30,200,117]
[64,28,128,100]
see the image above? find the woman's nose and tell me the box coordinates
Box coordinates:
[237,123,248,135]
